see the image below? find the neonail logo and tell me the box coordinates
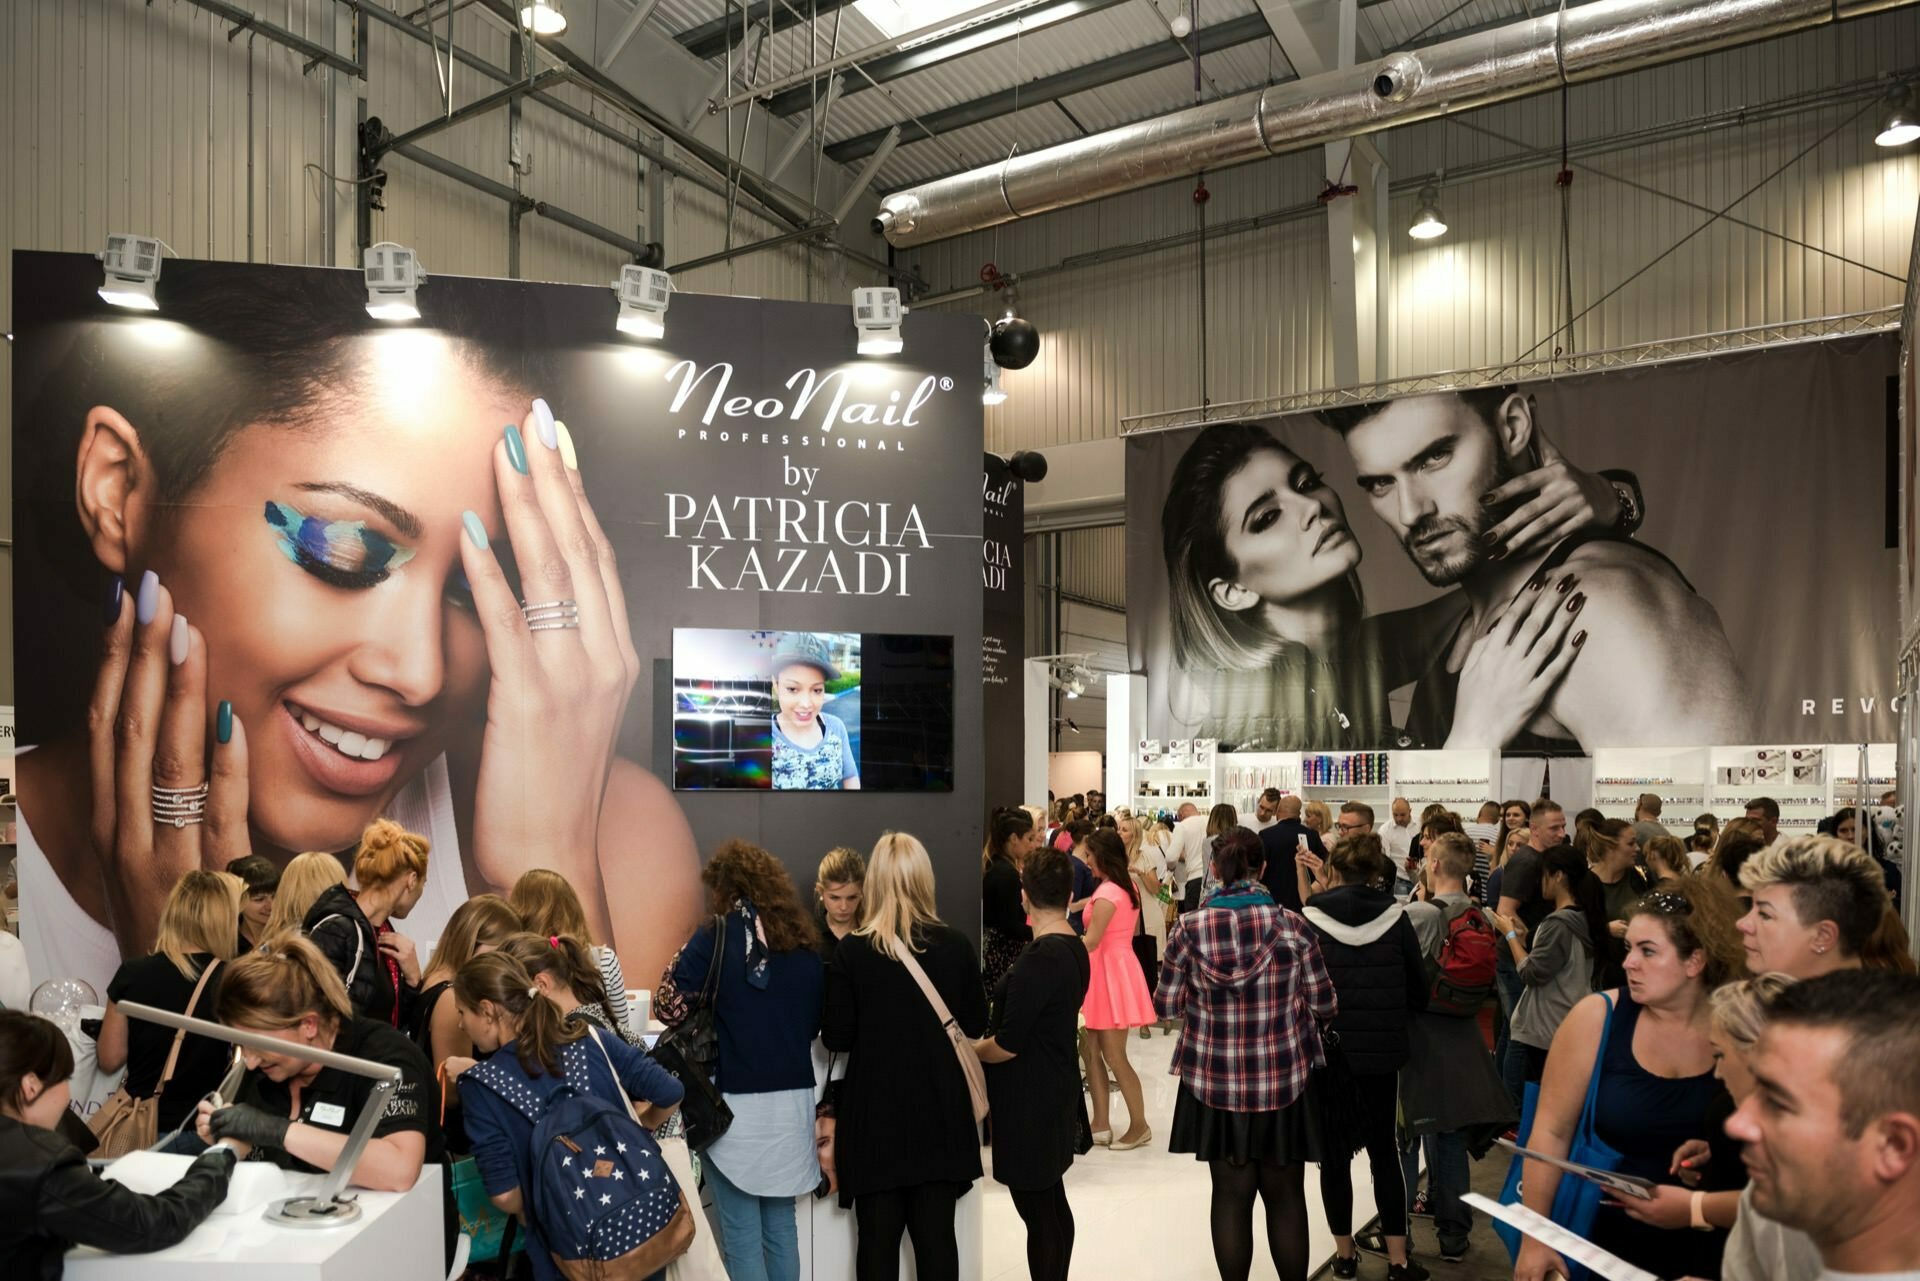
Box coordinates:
[665,360,948,433]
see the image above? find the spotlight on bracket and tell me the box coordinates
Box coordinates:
[613,264,672,340]
[98,234,164,310]
[852,286,904,356]
[364,243,425,321]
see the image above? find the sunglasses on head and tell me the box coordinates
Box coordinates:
[1640,890,1692,916]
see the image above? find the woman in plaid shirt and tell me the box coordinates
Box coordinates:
[1154,827,1337,1281]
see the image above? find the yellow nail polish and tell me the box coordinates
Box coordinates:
[556,421,579,471]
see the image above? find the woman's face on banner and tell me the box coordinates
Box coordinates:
[132,340,520,854]
[1215,445,1359,607]
[775,663,828,727]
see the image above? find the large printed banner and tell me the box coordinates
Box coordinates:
[1128,336,1902,753]
[11,252,984,999]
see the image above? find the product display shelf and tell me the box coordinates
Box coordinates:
[1706,744,1830,834]
[1592,747,1710,821]
[1219,753,1301,822]
[1828,741,1898,806]
[1131,763,1218,814]
[1391,749,1500,816]
[1295,750,1393,810]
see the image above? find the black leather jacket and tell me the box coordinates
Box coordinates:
[0,1115,235,1279]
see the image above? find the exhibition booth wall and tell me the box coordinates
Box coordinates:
[8,250,987,1006]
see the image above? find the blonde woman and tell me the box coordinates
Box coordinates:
[1304,800,1334,840]
[823,831,988,1281]
[1120,811,1169,995]
[816,846,866,959]
[510,868,634,1038]
[96,870,245,1135]
[198,935,439,1193]
[259,850,347,943]
[304,819,429,1028]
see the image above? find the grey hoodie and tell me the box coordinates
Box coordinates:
[1510,906,1594,1051]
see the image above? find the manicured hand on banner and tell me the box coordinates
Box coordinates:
[456,400,640,944]
[91,571,253,958]
[1478,428,1619,559]
[1443,573,1587,749]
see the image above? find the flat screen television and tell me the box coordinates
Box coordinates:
[671,629,955,792]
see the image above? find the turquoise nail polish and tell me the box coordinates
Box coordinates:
[217,700,233,745]
[504,424,530,476]
[462,511,489,550]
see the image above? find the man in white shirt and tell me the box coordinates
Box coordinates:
[1251,788,1283,833]
[1381,798,1417,865]
[1166,803,1211,910]
[1724,970,1920,1281]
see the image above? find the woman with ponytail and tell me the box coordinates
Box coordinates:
[451,952,684,1281]
[1488,844,1609,1082]
[197,935,442,1192]
[495,932,638,1046]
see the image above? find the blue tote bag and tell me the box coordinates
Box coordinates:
[1495,993,1623,1278]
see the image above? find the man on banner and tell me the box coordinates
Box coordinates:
[1322,389,1754,751]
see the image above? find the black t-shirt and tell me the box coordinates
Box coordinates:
[1501,846,1554,933]
[105,952,229,1132]
[235,1016,443,1172]
[985,933,1091,1190]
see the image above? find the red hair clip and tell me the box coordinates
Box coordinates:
[548,935,560,948]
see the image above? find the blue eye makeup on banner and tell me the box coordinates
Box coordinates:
[264,500,415,588]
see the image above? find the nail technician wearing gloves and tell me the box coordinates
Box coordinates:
[0,1009,240,1280]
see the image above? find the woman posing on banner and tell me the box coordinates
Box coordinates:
[14,261,702,999]
[1159,422,1625,750]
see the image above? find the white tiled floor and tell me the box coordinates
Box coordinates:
[981,1029,1385,1281]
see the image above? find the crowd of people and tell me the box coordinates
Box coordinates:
[1003,787,1920,1281]
[3,785,1918,1281]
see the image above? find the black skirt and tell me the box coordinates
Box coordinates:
[1168,1079,1327,1166]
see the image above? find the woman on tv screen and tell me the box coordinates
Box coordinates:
[770,633,861,791]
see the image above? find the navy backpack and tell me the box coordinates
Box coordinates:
[465,1030,694,1280]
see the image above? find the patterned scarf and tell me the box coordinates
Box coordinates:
[1203,880,1274,911]
[734,898,772,990]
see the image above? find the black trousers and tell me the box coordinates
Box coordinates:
[1319,1071,1408,1239]
[1009,1181,1074,1281]
[854,1182,964,1281]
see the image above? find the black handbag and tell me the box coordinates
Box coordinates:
[648,914,735,1152]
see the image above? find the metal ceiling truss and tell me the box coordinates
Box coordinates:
[678,0,857,61]
[174,0,365,77]
[1117,309,1902,436]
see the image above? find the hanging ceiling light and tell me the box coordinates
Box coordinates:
[519,0,567,35]
[97,233,164,310]
[1409,184,1448,240]
[1876,86,1919,148]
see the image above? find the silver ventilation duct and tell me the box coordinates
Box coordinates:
[874,0,1913,247]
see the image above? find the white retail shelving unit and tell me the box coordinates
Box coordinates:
[1707,745,1829,836]
[1592,747,1711,823]
[1219,753,1300,818]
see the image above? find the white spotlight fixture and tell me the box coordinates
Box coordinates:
[97,234,164,310]
[1409,184,1448,240]
[613,264,672,340]
[364,243,426,321]
[981,345,1007,405]
[1876,87,1919,147]
[852,286,904,356]
[519,0,567,35]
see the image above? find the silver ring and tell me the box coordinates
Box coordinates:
[152,782,209,830]
[527,619,582,632]
[521,598,580,632]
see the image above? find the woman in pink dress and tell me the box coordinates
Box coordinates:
[1080,828,1158,1150]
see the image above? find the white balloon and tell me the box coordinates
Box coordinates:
[1170,12,1192,37]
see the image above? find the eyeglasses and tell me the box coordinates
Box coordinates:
[1336,820,1369,834]
[1640,890,1692,916]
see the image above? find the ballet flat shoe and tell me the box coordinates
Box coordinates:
[1110,1129,1153,1151]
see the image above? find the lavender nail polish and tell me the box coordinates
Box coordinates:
[532,397,558,450]
[136,570,160,625]
[104,574,124,626]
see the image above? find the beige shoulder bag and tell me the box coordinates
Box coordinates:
[896,947,989,1124]
[89,958,220,1157]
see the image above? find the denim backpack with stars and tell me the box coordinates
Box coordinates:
[464,1030,693,1280]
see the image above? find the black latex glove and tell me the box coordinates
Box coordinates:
[208,1102,292,1150]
